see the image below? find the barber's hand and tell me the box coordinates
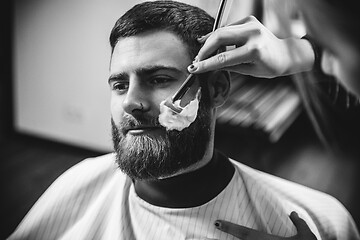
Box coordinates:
[212,211,317,240]
[188,16,314,78]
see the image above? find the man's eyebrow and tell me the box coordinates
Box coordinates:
[108,65,184,84]
[135,65,184,76]
[108,72,128,84]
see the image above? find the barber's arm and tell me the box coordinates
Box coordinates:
[188,16,315,78]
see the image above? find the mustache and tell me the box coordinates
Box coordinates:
[116,114,164,133]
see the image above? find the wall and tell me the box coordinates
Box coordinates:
[13,0,144,151]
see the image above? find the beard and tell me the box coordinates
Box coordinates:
[111,97,212,181]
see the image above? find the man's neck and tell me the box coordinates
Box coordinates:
[133,150,235,208]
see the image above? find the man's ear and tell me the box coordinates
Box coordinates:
[208,71,231,107]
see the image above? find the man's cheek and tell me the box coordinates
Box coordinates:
[110,103,123,123]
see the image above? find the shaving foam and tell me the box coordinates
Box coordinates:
[159,89,201,131]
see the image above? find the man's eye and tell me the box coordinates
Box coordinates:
[112,82,129,93]
[149,77,173,85]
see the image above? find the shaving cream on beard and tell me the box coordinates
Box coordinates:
[159,88,201,131]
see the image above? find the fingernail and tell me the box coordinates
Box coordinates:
[193,55,199,63]
[214,220,221,228]
[197,36,205,41]
[188,64,198,72]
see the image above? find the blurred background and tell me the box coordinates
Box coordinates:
[1,0,360,238]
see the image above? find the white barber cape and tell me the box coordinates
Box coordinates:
[9,153,359,240]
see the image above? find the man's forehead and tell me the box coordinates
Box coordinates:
[114,31,185,51]
[110,31,192,73]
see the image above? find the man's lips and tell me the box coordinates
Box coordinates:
[124,125,161,134]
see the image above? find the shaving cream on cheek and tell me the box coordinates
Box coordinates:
[159,89,201,131]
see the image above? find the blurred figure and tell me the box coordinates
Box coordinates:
[189,0,360,152]
[297,0,360,97]
[188,0,360,236]
[189,0,360,97]
[292,0,360,155]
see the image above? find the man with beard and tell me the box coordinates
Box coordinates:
[9,1,359,240]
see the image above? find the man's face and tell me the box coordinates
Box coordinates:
[109,31,212,180]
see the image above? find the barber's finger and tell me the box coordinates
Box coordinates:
[197,32,212,43]
[197,16,251,43]
[196,26,251,61]
[189,45,254,74]
[289,212,307,230]
[227,15,260,26]
[289,212,317,239]
[197,16,253,44]
[215,220,281,240]
[215,220,253,239]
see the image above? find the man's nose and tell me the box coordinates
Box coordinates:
[122,82,149,116]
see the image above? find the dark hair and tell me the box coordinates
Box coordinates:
[109,0,214,60]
